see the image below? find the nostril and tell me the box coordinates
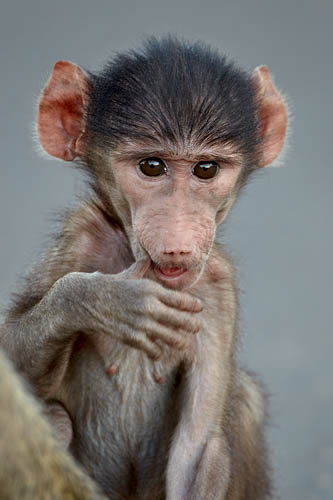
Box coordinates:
[162,249,192,256]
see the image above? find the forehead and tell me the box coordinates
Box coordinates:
[87,38,259,165]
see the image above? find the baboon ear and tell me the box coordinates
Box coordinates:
[38,61,89,161]
[252,66,288,167]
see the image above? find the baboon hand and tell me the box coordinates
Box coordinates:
[58,260,202,359]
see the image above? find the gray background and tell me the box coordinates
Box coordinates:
[0,0,332,498]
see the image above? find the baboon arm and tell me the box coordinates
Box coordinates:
[167,423,230,500]
[166,330,233,497]
[189,436,231,500]
[0,202,132,393]
[166,257,237,500]
[0,274,77,393]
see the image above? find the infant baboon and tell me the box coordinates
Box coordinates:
[0,37,287,499]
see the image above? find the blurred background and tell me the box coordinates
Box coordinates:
[0,1,332,498]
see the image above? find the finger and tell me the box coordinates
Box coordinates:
[141,319,189,350]
[150,302,201,333]
[120,324,162,360]
[158,289,202,313]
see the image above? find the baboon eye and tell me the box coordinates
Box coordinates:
[139,158,167,177]
[192,161,219,180]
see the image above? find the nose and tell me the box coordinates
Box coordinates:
[163,248,192,256]
[161,235,194,258]
[159,217,195,259]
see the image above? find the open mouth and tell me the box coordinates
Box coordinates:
[153,265,188,280]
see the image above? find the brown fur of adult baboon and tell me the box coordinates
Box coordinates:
[0,349,106,500]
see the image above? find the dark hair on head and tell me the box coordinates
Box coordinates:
[86,36,259,165]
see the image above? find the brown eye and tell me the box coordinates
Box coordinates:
[192,161,219,180]
[139,158,167,177]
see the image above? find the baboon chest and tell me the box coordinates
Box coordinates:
[60,335,179,496]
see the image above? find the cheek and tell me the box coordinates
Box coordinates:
[116,178,141,207]
[110,168,153,228]
[113,168,155,213]
[209,167,242,204]
[219,168,241,195]
[203,167,241,218]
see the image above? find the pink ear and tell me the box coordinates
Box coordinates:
[252,66,287,167]
[37,61,89,161]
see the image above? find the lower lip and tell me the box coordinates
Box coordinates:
[154,266,188,280]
